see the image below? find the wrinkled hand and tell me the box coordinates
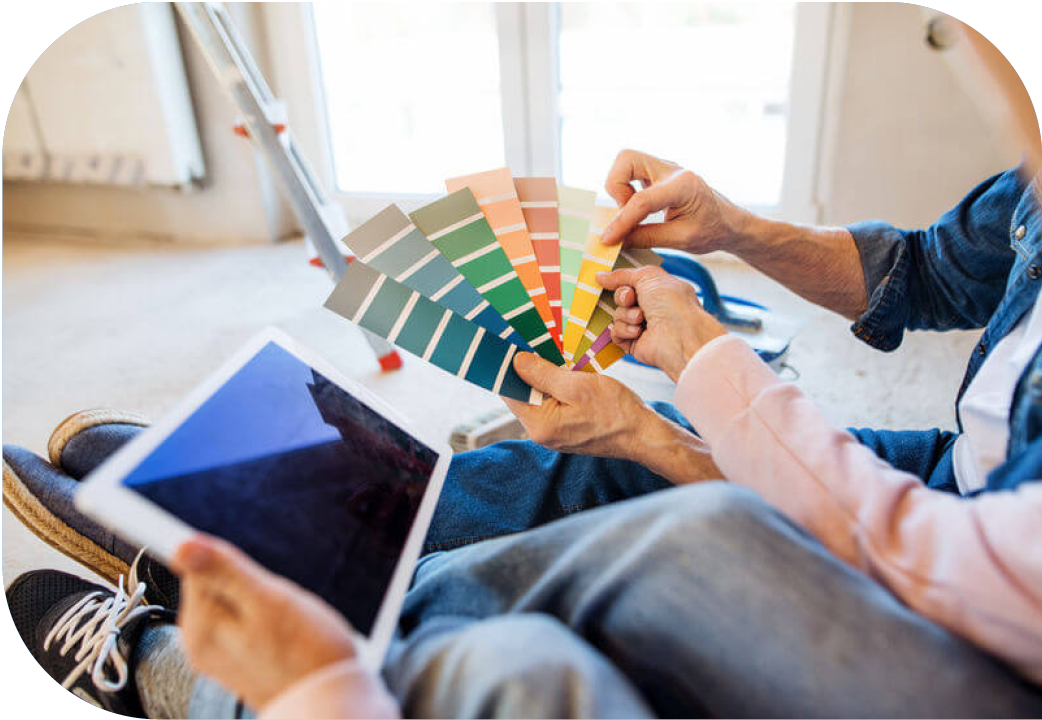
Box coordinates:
[597,265,726,382]
[600,149,750,253]
[505,352,658,461]
[172,535,363,711]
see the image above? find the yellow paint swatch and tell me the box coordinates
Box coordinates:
[561,205,621,362]
[578,341,626,374]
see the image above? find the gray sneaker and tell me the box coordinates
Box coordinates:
[7,563,174,717]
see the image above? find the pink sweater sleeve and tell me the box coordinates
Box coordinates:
[258,658,400,719]
[674,335,1042,683]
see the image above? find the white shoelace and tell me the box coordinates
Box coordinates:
[42,551,154,693]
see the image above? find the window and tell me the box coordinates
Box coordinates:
[312,3,505,194]
[557,3,797,207]
[300,3,830,221]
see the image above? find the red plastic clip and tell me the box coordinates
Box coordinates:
[378,350,403,372]
[233,123,287,139]
[308,255,356,269]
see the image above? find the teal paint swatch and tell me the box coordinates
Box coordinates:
[325,259,541,405]
[410,190,564,365]
[341,205,529,351]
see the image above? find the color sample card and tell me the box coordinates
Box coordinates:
[575,335,626,374]
[561,205,623,362]
[341,205,531,351]
[446,168,560,348]
[410,190,565,365]
[325,260,542,405]
[515,177,562,335]
[571,248,664,367]
[557,186,597,346]
[572,328,614,371]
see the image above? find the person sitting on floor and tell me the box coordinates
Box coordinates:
[6,19,1042,719]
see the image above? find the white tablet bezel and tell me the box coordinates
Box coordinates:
[74,326,451,668]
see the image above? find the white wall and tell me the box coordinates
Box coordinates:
[2,2,1031,244]
[2,4,293,244]
[5,3,206,187]
[818,3,1024,229]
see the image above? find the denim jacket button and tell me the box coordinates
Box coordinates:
[1032,370,1042,392]
[1015,225,1027,240]
[977,341,988,356]
[1030,264,1042,280]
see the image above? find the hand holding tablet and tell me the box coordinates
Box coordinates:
[75,328,450,666]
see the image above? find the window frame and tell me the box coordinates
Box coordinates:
[267,2,838,227]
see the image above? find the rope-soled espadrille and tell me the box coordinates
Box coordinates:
[4,412,179,610]
[47,408,150,476]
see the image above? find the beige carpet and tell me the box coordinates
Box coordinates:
[2,232,980,586]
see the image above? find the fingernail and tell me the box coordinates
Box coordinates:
[514,352,535,369]
[176,539,213,573]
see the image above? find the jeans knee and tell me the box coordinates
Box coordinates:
[688,481,767,521]
[653,481,767,522]
[422,614,644,718]
[627,482,779,553]
[453,614,592,669]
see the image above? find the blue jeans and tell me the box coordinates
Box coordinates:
[383,404,1042,717]
[41,407,1042,717]
[420,405,680,554]
[26,417,652,718]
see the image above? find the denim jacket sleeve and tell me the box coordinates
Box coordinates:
[848,168,1027,351]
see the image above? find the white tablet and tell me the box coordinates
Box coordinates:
[75,327,450,666]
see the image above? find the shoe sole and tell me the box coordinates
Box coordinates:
[3,459,128,586]
[47,408,149,471]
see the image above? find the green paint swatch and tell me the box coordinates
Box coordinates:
[556,186,597,343]
[325,260,542,404]
[340,205,530,351]
[411,189,564,365]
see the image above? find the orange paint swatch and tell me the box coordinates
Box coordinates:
[446,168,561,348]
[514,177,562,334]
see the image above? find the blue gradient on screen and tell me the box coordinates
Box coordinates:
[120,341,438,633]
[124,344,340,485]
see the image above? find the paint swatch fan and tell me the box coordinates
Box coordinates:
[324,167,664,405]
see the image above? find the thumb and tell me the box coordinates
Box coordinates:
[513,352,580,400]
[174,534,272,596]
[596,267,644,292]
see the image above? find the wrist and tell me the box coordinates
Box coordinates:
[723,207,774,256]
[701,193,764,255]
[636,416,721,484]
[665,318,726,383]
[626,411,676,466]
[619,404,669,463]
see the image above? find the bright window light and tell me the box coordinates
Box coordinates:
[558,3,797,206]
[312,3,506,195]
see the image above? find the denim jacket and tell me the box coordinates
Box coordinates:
[846,166,1042,494]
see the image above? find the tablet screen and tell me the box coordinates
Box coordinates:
[120,341,439,636]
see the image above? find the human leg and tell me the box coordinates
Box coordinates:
[385,614,653,718]
[404,482,1042,717]
[424,401,689,552]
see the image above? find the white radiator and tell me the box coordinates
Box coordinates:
[2,3,204,188]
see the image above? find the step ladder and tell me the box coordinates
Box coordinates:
[174,2,401,371]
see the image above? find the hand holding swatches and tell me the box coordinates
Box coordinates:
[597,266,727,382]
